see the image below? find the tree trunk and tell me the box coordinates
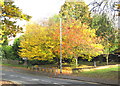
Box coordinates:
[75,57,78,67]
[94,61,96,67]
[106,54,109,65]
[23,60,27,66]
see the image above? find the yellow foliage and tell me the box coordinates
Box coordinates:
[19,23,54,60]
[0,0,4,6]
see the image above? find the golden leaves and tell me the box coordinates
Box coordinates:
[19,23,55,60]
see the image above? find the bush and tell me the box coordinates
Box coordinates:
[28,60,55,66]
[2,45,16,60]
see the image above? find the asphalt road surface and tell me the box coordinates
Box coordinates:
[1,66,108,86]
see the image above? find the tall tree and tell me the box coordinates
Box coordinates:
[52,19,104,66]
[19,23,55,61]
[91,14,119,65]
[1,0,31,43]
[0,0,5,59]
[89,0,119,28]
[12,38,20,60]
[59,0,91,24]
[2,45,15,60]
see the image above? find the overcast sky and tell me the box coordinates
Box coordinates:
[9,0,94,45]
[14,0,93,21]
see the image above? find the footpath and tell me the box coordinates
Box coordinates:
[2,65,119,86]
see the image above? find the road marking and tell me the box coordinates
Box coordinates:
[21,77,28,79]
[10,75,18,77]
[32,79,39,81]
[53,82,59,84]
[41,80,51,83]
[41,80,47,82]
[21,77,30,79]
[41,80,45,81]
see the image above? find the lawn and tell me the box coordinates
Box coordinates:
[74,65,119,80]
[2,61,119,80]
[2,63,27,68]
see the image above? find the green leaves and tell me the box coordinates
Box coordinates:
[1,0,31,44]
[59,1,91,24]
[91,14,119,54]
[2,45,16,60]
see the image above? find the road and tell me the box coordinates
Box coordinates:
[1,66,107,86]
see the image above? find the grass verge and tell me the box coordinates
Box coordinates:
[74,65,119,80]
[2,62,119,80]
[2,63,27,68]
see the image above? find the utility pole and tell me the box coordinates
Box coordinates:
[60,18,62,73]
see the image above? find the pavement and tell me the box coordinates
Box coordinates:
[1,65,119,86]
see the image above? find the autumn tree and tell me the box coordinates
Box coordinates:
[19,18,104,67]
[52,19,104,66]
[59,0,91,24]
[1,0,31,44]
[19,23,55,61]
[0,0,31,60]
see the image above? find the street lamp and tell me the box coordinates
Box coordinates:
[60,18,62,73]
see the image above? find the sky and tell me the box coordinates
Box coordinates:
[14,0,93,21]
[8,0,119,45]
[9,0,94,45]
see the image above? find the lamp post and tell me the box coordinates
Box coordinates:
[60,18,62,73]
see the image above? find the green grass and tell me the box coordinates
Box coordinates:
[74,66,119,80]
[78,61,119,66]
[2,63,27,68]
[0,61,2,65]
[2,62,119,80]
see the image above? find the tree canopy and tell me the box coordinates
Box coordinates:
[19,23,55,60]
[1,0,31,41]
[59,1,91,24]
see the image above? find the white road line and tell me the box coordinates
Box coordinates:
[41,80,51,83]
[32,79,40,81]
[41,80,47,82]
[10,75,18,77]
[21,77,30,79]
[53,82,59,84]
